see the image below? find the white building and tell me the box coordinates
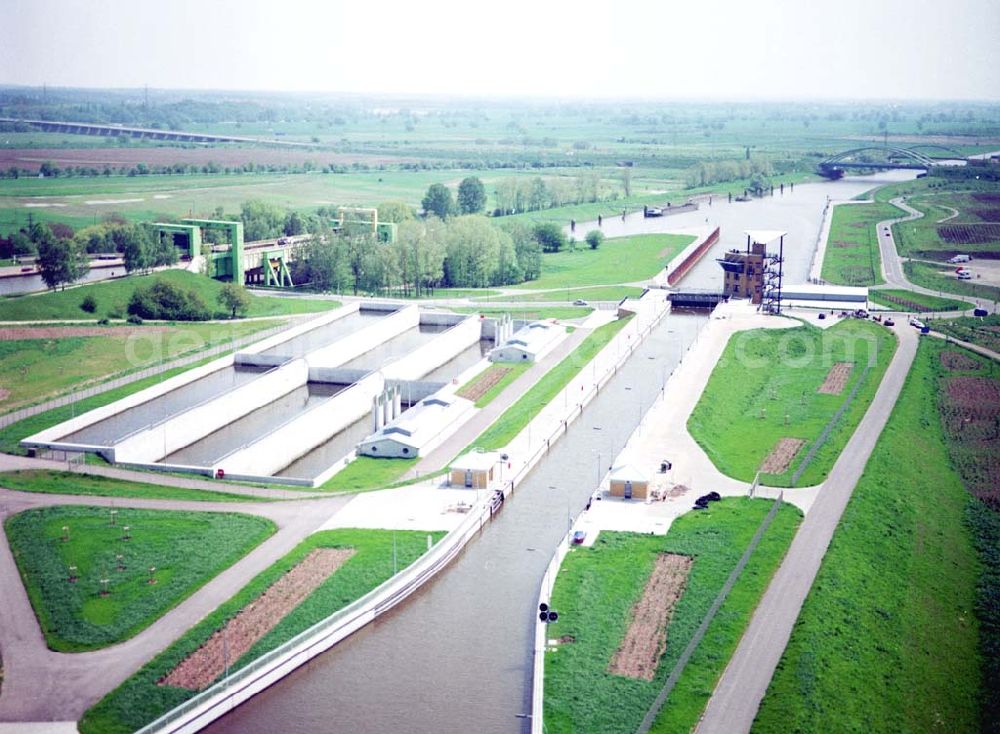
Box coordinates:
[488,321,564,363]
[357,393,475,459]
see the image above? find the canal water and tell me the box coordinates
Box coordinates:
[205,172,915,733]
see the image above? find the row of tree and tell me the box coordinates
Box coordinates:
[683,158,774,189]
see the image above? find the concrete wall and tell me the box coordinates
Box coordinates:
[218,371,385,477]
[238,301,360,356]
[384,316,479,381]
[418,311,466,327]
[305,305,418,369]
[234,354,290,369]
[308,367,371,384]
[665,227,721,286]
[111,359,308,464]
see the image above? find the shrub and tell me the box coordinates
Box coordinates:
[127,279,210,321]
[586,230,605,250]
[126,314,143,325]
[533,222,567,253]
[80,294,97,313]
[97,318,110,326]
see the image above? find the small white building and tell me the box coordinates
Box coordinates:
[449,450,502,489]
[357,393,474,459]
[608,461,651,500]
[489,321,564,363]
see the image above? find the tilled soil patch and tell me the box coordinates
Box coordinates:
[160,547,355,690]
[942,376,1000,509]
[608,553,692,681]
[818,361,853,395]
[457,366,510,402]
[940,350,981,372]
[760,438,807,475]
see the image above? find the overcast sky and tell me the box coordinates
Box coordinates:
[2,0,998,101]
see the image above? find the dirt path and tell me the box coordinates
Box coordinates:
[817,362,853,395]
[759,438,806,475]
[609,553,692,681]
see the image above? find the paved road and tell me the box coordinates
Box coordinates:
[873,197,992,311]
[694,325,919,734]
[0,485,351,722]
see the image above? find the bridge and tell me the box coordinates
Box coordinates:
[817,145,967,179]
[0,117,317,147]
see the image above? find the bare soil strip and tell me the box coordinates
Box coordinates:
[760,438,807,475]
[608,553,693,681]
[457,366,510,402]
[818,361,854,395]
[940,350,980,372]
[0,326,173,341]
[160,547,355,690]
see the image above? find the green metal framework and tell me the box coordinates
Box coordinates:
[153,219,245,282]
[261,248,293,287]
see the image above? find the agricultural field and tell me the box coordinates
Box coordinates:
[820,201,900,286]
[868,287,971,313]
[544,498,801,734]
[81,528,443,734]
[0,319,281,414]
[903,259,1000,302]
[753,338,997,734]
[687,319,896,486]
[930,313,1000,353]
[893,189,1000,260]
[5,506,275,652]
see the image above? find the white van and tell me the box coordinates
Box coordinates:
[957,271,973,280]
[948,254,972,264]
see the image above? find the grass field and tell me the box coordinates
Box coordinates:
[544,498,802,734]
[80,527,443,734]
[469,317,631,451]
[459,362,531,408]
[893,190,1000,259]
[0,269,337,321]
[821,201,899,286]
[903,260,1000,301]
[0,470,260,502]
[688,319,896,486]
[521,233,693,290]
[318,456,418,493]
[0,319,280,414]
[503,285,645,303]
[752,339,984,734]
[930,313,1000,353]
[868,287,972,312]
[5,506,275,652]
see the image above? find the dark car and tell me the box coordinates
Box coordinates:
[572,530,587,545]
[974,308,989,318]
[884,318,895,327]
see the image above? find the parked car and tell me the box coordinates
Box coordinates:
[909,317,925,329]
[818,312,826,320]
[974,308,989,318]
[572,530,587,545]
[884,318,895,326]
[573,299,588,306]
[948,254,972,264]
[958,271,973,280]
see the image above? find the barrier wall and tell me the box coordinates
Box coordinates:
[384,316,479,381]
[666,227,721,286]
[305,305,418,368]
[238,302,361,356]
[216,371,385,477]
[111,359,309,464]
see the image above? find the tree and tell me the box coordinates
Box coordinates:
[620,167,633,197]
[532,222,566,253]
[422,183,455,219]
[217,282,251,319]
[377,201,417,223]
[457,176,486,214]
[283,211,305,236]
[585,230,604,250]
[240,200,286,241]
[37,237,88,290]
[503,221,542,282]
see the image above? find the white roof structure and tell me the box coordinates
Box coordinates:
[744,229,787,245]
[359,393,474,458]
[780,283,869,302]
[608,461,651,484]
[490,320,565,363]
[450,450,501,473]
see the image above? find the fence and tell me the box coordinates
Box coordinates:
[0,323,291,431]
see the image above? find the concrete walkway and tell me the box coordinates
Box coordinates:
[694,325,919,734]
[0,486,350,722]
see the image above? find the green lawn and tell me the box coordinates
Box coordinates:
[318,456,418,492]
[458,362,531,408]
[503,285,645,302]
[752,339,985,734]
[544,498,802,734]
[469,317,631,451]
[930,313,1000,353]
[893,190,1000,259]
[5,506,275,652]
[81,527,443,734]
[0,319,280,414]
[904,260,1000,301]
[0,269,338,321]
[868,288,971,313]
[0,470,260,502]
[821,201,899,286]
[688,320,896,486]
[521,233,693,290]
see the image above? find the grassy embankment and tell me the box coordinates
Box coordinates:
[820,201,899,286]
[868,287,971,313]
[688,319,896,487]
[80,528,444,734]
[753,338,995,734]
[0,269,337,321]
[544,498,802,734]
[0,470,260,502]
[929,313,1000,353]
[0,319,281,414]
[470,316,631,451]
[505,285,645,303]
[5,506,275,652]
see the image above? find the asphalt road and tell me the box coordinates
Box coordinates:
[694,325,919,734]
